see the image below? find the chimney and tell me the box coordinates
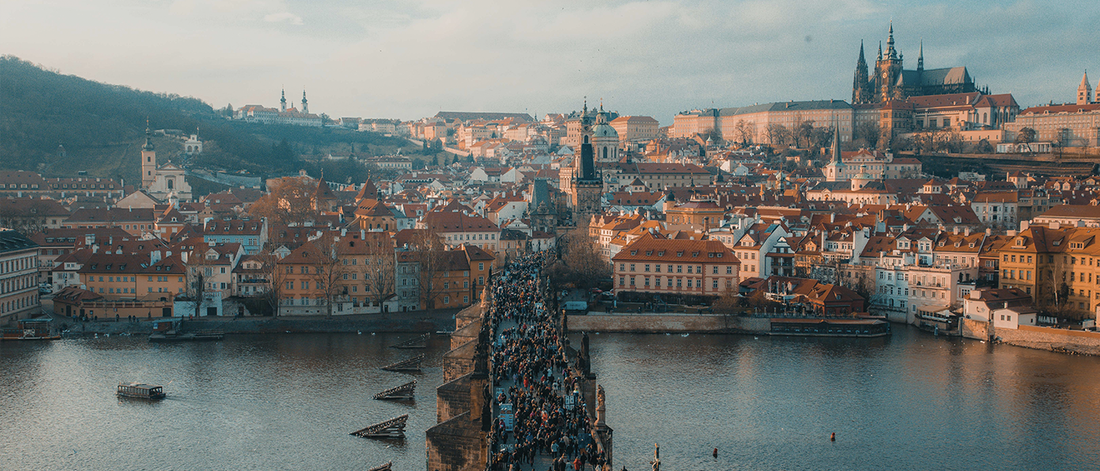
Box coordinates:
[1020,220,1030,231]
[953,226,959,235]
[964,227,971,236]
[986,228,992,236]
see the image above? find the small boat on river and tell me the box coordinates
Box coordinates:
[0,318,61,341]
[117,382,166,400]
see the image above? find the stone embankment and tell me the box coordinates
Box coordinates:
[962,318,1100,356]
[566,313,770,333]
[51,310,457,336]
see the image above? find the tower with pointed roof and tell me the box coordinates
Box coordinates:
[1078,71,1094,105]
[301,90,309,113]
[824,123,847,182]
[852,41,872,104]
[280,88,287,112]
[141,120,157,189]
[570,100,604,223]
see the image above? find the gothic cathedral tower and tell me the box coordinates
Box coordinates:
[140,121,156,189]
[852,41,872,104]
[875,23,904,102]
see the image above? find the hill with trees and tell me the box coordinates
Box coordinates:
[0,56,423,188]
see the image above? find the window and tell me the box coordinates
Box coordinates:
[712,266,719,274]
[645,264,650,272]
[444,296,450,304]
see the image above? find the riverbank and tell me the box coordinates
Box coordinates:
[50,309,458,337]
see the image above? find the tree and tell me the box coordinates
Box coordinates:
[184,249,210,318]
[766,124,791,147]
[410,229,447,310]
[307,236,348,317]
[855,120,881,149]
[795,119,815,148]
[254,250,286,317]
[734,119,753,146]
[320,113,332,126]
[561,228,610,289]
[249,175,319,230]
[1015,127,1036,144]
[362,241,396,311]
[701,127,723,146]
[712,285,742,314]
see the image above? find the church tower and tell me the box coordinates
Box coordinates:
[570,101,603,223]
[852,41,871,104]
[301,90,309,113]
[591,103,619,163]
[824,123,846,182]
[1078,71,1094,105]
[280,88,287,112]
[141,120,156,189]
[875,23,904,102]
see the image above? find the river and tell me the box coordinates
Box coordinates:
[2,327,1098,470]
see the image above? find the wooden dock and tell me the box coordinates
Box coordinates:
[374,380,416,400]
[381,354,424,372]
[390,333,429,349]
[351,414,409,439]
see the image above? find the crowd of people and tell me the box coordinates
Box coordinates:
[485,252,612,471]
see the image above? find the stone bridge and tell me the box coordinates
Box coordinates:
[426,262,613,471]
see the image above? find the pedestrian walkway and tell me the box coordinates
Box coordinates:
[485,253,609,471]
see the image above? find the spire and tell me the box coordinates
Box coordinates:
[301,89,309,113]
[877,41,882,61]
[857,40,866,67]
[886,22,897,59]
[917,39,924,71]
[142,118,154,151]
[1079,70,1094,105]
[830,120,842,164]
[280,88,287,112]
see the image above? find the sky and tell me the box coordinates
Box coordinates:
[2,0,1098,125]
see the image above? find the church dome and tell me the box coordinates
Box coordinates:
[593,122,618,139]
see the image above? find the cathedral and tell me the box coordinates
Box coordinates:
[140,122,192,203]
[852,24,978,104]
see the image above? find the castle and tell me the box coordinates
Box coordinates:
[852,24,979,104]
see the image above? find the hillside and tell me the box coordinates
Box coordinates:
[0,56,424,188]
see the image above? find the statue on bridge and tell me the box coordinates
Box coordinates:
[596,384,606,426]
[650,443,660,471]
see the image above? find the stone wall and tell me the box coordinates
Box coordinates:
[425,411,487,471]
[994,324,1100,355]
[566,314,771,333]
[451,317,480,350]
[442,339,477,383]
[960,318,991,341]
[436,375,472,423]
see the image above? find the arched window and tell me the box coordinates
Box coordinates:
[602,147,607,160]
[583,135,589,144]
[166,177,174,190]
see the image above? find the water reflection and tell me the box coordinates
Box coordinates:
[587,326,1100,471]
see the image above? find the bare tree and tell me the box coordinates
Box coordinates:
[562,228,610,288]
[734,119,754,146]
[766,124,791,147]
[307,236,348,317]
[410,229,447,310]
[855,120,881,149]
[363,241,396,311]
[254,250,286,316]
[185,249,209,318]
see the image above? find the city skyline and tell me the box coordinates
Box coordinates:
[2,0,1098,124]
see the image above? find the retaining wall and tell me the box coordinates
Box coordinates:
[566,313,770,333]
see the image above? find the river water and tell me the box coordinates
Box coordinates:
[2,327,1098,470]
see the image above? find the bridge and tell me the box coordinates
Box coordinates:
[426,254,613,471]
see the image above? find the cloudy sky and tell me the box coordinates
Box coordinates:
[3,0,1098,125]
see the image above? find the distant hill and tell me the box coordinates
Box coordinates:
[0,56,423,186]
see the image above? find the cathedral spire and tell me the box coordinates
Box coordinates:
[857,40,866,67]
[886,22,897,59]
[917,40,924,71]
[877,41,882,61]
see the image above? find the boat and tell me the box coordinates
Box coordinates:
[0,318,61,341]
[117,382,166,400]
[367,462,392,471]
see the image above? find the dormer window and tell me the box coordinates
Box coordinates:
[676,251,684,257]
[630,250,637,255]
